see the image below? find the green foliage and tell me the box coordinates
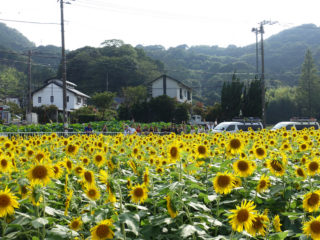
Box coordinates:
[32,105,59,124]
[205,103,222,121]
[221,73,243,120]
[0,66,26,99]
[90,91,116,120]
[6,102,23,115]
[122,86,148,108]
[174,103,190,123]
[266,87,299,124]
[296,49,320,117]
[149,95,176,122]
[242,77,262,118]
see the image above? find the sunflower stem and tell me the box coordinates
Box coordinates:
[42,190,46,239]
[118,184,126,240]
[214,196,221,236]
[2,216,7,238]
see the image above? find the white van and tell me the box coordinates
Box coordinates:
[212,121,263,133]
[272,119,319,130]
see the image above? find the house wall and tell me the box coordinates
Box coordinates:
[151,76,192,103]
[32,83,87,111]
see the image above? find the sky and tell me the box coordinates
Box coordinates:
[1,0,320,50]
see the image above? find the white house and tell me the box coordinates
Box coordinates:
[148,75,192,103]
[32,78,90,111]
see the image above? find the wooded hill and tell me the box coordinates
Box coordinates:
[1,22,320,107]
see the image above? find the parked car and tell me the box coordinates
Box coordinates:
[271,118,319,130]
[212,118,263,133]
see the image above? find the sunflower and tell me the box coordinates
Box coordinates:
[299,143,309,152]
[27,161,53,186]
[213,172,234,195]
[306,159,320,176]
[195,144,208,159]
[65,144,78,156]
[19,185,29,199]
[256,175,270,193]
[81,157,90,166]
[266,159,285,177]
[83,170,95,185]
[143,167,150,186]
[254,146,267,159]
[129,184,148,204]
[0,157,12,173]
[91,219,114,240]
[166,195,178,218]
[295,166,307,179]
[69,217,83,231]
[64,158,73,173]
[247,213,270,237]
[0,187,19,217]
[52,164,63,179]
[167,143,180,161]
[228,200,257,233]
[85,185,101,201]
[74,166,84,176]
[233,159,256,177]
[227,137,243,154]
[99,170,109,185]
[273,215,282,232]
[303,215,320,240]
[34,151,47,162]
[93,152,106,167]
[303,191,320,212]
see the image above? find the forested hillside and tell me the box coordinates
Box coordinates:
[139,24,320,104]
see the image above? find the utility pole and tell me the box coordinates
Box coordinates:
[258,20,278,127]
[60,0,68,132]
[27,50,32,114]
[251,28,259,75]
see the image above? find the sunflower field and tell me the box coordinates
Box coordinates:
[0,128,320,239]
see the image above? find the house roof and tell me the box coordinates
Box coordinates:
[148,74,192,90]
[32,81,90,98]
[45,78,77,87]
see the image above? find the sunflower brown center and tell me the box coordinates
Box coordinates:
[84,172,93,183]
[1,159,7,167]
[67,145,76,153]
[21,186,28,194]
[133,149,138,154]
[95,155,102,162]
[297,168,304,177]
[301,144,307,150]
[134,187,144,198]
[217,175,231,188]
[66,161,72,169]
[237,161,249,171]
[88,189,96,197]
[271,161,282,172]
[259,180,266,189]
[53,166,59,174]
[96,224,110,238]
[256,148,265,156]
[230,139,241,149]
[310,221,320,234]
[237,209,249,222]
[71,221,80,229]
[32,165,48,179]
[252,217,263,230]
[309,162,319,172]
[198,146,206,155]
[0,194,10,207]
[36,154,44,161]
[170,147,178,158]
[308,193,320,206]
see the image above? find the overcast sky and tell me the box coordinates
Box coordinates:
[1,0,320,50]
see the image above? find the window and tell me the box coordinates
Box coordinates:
[50,96,54,103]
[67,96,69,103]
[179,88,183,99]
[184,90,187,97]
[226,125,235,131]
[77,97,82,104]
[38,97,41,103]
[187,91,191,100]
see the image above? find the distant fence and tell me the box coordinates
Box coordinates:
[0,131,169,138]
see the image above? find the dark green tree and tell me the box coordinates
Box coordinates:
[296,49,320,117]
[149,95,176,122]
[174,103,190,123]
[242,76,262,118]
[221,73,243,120]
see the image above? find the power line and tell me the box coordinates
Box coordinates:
[0,18,60,25]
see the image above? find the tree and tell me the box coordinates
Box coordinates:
[149,95,176,122]
[242,77,262,118]
[174,103,190,123]
[221,73,243,120]
[0,67,26,100]
[90,91,116,120]
[206,103,222,122]
[296,49,320,117]
[122,86,148,108]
